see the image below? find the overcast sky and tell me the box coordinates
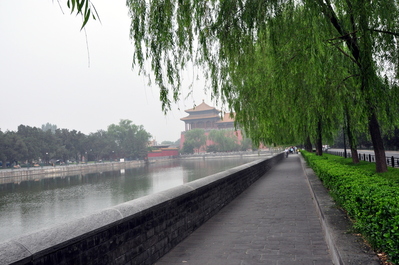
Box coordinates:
[0,1,216,143]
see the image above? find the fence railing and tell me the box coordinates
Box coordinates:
[326,150,399,168]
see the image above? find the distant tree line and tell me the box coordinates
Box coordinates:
[182,128,253,154]
[332,128,399,151]
[0,119,152,168]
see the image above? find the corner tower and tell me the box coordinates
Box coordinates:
[180,101,221,131]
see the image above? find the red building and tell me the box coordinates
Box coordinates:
[180,101,243,152]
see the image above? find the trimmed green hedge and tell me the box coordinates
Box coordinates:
[301,151,399,264]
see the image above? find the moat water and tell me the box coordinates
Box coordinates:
[0,156,266,243]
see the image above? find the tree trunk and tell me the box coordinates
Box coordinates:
[304,136,312,152]
[369,111,387,172]
[345,108,359,163]
[350,145,359,163]
[321,1,386,171]
[315,120,323,156]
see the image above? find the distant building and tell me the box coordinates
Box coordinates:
[147,145,179,160]
[180,101,243,152]
[180,101,235,131]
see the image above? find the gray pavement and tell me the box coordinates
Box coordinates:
[155,153,381,265]
[155,154,336,264]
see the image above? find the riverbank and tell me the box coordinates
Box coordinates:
[0,160,145,184]
[0,150,276,184]
[0,156,268,243]
[0,154,284,265]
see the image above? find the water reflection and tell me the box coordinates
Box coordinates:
[0,156,264,242]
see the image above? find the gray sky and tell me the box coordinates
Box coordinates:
[0,0,214,143]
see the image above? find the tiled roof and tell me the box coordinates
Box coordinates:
[181,113,221,121]
[185,101,220,113]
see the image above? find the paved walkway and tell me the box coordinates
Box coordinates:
[155,154,333,265]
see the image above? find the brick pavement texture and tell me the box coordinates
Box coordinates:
[155,154,333,265]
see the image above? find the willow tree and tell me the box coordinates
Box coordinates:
[123,0,399,172]
[229,4,375,163]
[305,1,399,172]
[68,1,399,172]
[227,5,350,157]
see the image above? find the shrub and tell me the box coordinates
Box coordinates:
[301,151,399,263]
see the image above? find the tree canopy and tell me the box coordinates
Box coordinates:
[182,128,206,153]
[107,119,152,159]
[68,1,399,172]
[124,0,399,172]
[0,120,151,167]
[208,129,239,152]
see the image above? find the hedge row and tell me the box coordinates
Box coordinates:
[301,151,399,264]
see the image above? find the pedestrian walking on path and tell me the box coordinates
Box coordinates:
[156,154,333,264]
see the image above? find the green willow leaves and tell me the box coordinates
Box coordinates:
[65,0,100,29]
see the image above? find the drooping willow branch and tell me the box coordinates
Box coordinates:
[371,28,399,37]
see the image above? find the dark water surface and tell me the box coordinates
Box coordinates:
[0,156,264,243]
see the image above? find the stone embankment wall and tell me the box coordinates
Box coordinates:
[0,161,144,184]
[179,150,274,160]
[0,153,284,265]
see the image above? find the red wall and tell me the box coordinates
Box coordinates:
[148,149,179,158]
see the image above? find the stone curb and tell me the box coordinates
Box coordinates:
[299,154,381,265]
